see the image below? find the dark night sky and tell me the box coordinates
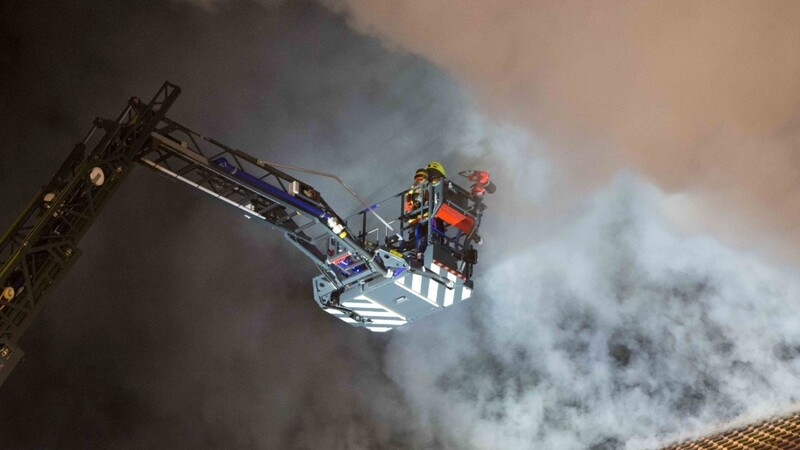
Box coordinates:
[0,1,472,447]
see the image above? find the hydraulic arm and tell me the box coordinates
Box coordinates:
[0,82,490,386]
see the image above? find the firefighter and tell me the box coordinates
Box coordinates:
[414,167,429,184]
[426,161,446,184]
[405,162,447,256]
[404,168,428,214]
[424,161,449,246]
[402,168,432,261]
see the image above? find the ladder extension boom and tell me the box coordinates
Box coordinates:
[0,82,489,386]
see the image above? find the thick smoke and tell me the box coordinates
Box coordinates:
[321,1,800,447]
[326,0,800,262]
[384,173,800,448]
[4,1,800,449]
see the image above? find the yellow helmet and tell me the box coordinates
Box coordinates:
[426,161,446,178]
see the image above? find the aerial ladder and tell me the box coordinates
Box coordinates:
[0,82,493,386]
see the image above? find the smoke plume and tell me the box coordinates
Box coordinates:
[318,1,800,447]
[384,172,800,448]
[326,0,800,262]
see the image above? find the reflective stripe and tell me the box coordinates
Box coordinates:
[367,327,392,333]
[431,260,467,280]
[325,294,410,329]
[444,284,456,307]
[411,274,423,292]
[394,279,439,307]
[353,295,407,319]
[426,278,440,305]
[341,301,385,310]
[357,310,406,318]
[324,310,358,323]
[367,319,407,326]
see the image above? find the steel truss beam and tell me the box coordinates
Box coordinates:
[0,82,180,385]
[138,119,331,264]
[135,117,386,285]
